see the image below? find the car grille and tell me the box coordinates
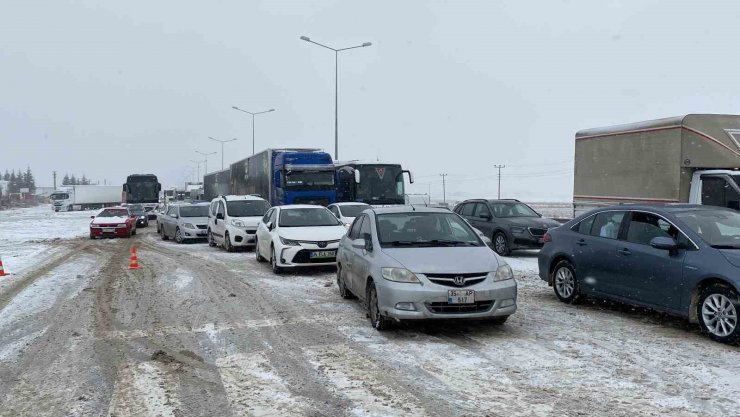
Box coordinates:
[293,197,330,206]
[291,249,336,264]
[425,301,494,314]
[245,229,257,235]
[297,239,340,246]
[425,273,487,287]
[528,227,548,237]
[196,225,207,229]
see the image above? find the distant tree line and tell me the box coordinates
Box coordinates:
[1,167,36,193]
[62,173,95,185]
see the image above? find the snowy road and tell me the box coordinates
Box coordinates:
[0,206,739,416]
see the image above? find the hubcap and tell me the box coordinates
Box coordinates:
[702,294,738,337]
[555,267,575,298]
[495,235,507,253]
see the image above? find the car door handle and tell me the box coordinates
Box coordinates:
[617,248,632,256]
[576,239,587,246]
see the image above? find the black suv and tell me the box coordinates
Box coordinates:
[453,199,560,256]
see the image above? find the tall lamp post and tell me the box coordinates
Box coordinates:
[190,159,204,183]
[300,35,372,160]
[208,137,237,170]
[231,107,275,155]
[196,151,216,176]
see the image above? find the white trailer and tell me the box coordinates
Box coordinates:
[50,185,122,211]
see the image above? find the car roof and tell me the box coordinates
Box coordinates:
[331,202,371,206]
[585,203,736,216]
[101,206,128,210]
[212,195,266,201]
[171,202,210,206]
[371,205,455,214]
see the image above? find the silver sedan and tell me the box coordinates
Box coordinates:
[159,202,211,243]
[336,206,517,330]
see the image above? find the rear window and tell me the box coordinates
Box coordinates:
[590,211,626,239]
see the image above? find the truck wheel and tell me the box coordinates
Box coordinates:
[493,232,511,256]
[698,284,740,344]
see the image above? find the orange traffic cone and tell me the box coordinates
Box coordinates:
[128,247,141,270]
[0,257,9,277]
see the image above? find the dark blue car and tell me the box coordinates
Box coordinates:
[538,205,740,344]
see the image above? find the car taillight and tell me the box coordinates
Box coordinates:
[543,232,552,243]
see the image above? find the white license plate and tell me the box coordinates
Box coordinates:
[448,289,475,304]
[103,228,115,233]
[310,250,336,259]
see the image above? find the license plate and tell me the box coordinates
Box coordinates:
[538,238,544,243]
[103,228,115,233]
[448,289,475,304]
[310,250,336,259]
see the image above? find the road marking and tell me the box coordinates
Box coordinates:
[304,344,428,417]
[216,352,306,416]
[106,361,182,417]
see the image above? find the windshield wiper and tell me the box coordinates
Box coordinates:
[388,241,418,246]
[711,244,740,249]
[428,239,478,246]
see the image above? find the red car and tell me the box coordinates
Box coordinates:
[89,206,137,239]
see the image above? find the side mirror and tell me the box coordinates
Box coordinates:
[266,222,274,231]
[479,213,492,220]
[170,213,178,218]
[404,170,414,184]
[216,213,224,220]
[354,170,361,184]
[361,233,373,251]
[90,215,95,219]
[352,239,366,250]
[650,236,678,251]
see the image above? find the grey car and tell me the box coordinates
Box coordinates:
[336,206,517,330]
[538,204,740,344]
[159,202,210,243]
[454,199,560,256]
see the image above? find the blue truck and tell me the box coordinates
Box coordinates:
[224,148,337,206]
[335,161,414,205]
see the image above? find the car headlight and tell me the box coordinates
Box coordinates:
[183,223,196,229]
[280,237,300,246]
[381,267,420,283]
[231,219,245,227]
[492,264,514,282]
[139,215,146,219]
[511,226,526,234]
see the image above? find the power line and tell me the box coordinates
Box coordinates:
[493,164,505,199]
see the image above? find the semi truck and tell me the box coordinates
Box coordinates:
[49,185,121,211]
[203,168,231,201]
[335,161,414,205]
[574,114,740,216]
[229,149,337,206]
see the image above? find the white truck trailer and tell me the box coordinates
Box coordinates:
[49,185,122,211]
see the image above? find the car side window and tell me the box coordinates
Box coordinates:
[262,209,272,224]
[573,215,596,235]
[474,203,491,218]
[210,201,217,217]
[460,203,475,217]
[166,206,176,216]
[348,216,364,239]
[590,211,626,240]
[626,212,680,245]
[218,202,226,217]
[268,209,278,224]
[359,215,372,240]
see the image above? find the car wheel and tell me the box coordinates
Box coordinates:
[337,265,355,299]
[271,246,283,274]
[493,232,511,256]
[368,282,392,331]
[490,316,509,325]
[89,234,95,240]
[255,238,265,262]
[161,226,169,240]
[552,259,581,304]
[207,230,216,247]
[175,228,183,244]
[225,232,235,252]
[698,284,740,344]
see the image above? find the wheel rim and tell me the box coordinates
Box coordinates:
[225,234,230,250]
[555,267,575,299]
[337,267,345,293]
[495,235,507,254]
[702,294,738,337]
[176,229,181,242]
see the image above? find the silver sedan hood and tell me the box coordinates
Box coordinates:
[382,247,499,274]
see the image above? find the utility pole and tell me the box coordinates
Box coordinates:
[52,171,57,189]
[440,174,448,204]
[493,164,506,199]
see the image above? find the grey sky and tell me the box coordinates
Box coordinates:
[1,1,738,201]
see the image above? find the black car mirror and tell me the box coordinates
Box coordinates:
[266,222,274,231]
[361,233,373,251]
[479,213,492,220]
[650,236,678,251]
[216,213,224,220]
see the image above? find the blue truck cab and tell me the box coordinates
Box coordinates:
[273,150,337,206]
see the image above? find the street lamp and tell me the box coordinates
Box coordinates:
[196,151,217,175]
[190,159,205,183]
[300,35,372,160]
[208,136,237,170]
[231,106,275,155]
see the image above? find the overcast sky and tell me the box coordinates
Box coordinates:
[2,0,739,201]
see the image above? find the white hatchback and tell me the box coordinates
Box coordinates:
[207,195,271,251]
[255,205,347,273]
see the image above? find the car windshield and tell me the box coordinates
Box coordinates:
[98,209,129,217]
[339,204,371,218]
[490,202,539,218]
[179,205,209,217]
[128,204,144,211]
[676,210,740,248]
[226,200,270,217]
[279,208,341,227]
[50,193,69,200]
[376,212,483,247]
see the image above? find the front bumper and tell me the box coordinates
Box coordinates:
[276,242,339,268]
[90,226,129,237]
[182,226,208,239]
[226,225,258,247]
[510,230,546,249]
[376,277,517,320]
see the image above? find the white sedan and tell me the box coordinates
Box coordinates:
[327,202,371,227]
[255,205,348,274]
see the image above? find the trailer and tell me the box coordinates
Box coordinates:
[49,185,122,211]
[574,114,740,216]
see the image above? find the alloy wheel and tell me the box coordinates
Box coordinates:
[555,267,575,299]
[702,294,738,337]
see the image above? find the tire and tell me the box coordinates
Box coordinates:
[271,246,283,274]
[490,316,509,325]
[208,230,216,247]
[175,228,183,244]
[698,284,740,344]
[552,259,581,304]
[89,234,95,240]
[224,232,235,252]
[337,265,355,299]
[493,232,511,256]
[161,226,169,241]
[255,238,265,262]
[368,283,392,331]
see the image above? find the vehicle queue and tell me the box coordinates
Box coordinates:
[87,192,740,345]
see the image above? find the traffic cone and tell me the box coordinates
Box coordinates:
[128,247,141,270]
[0,257,9,277]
